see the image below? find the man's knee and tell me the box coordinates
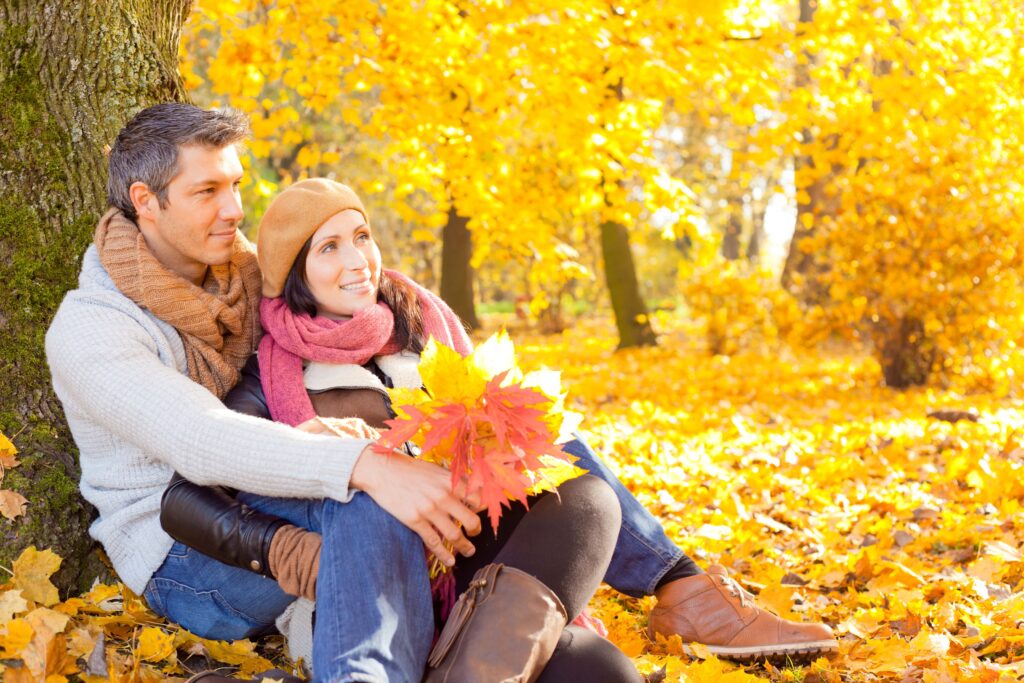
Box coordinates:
[322,492,421,554]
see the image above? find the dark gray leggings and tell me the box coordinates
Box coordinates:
[451,475,642,682]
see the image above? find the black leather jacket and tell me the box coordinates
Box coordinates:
[160,355,288,577]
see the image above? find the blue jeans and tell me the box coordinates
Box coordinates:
[144,435,681,677]
[145,492,433,683]
[561,434,684,597]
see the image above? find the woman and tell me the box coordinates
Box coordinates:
[160,178,641,682]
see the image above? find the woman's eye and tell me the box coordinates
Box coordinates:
[355,233,370,244]
[321,243,336,253]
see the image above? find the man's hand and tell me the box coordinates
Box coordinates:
[350,446,483,566]
[297,416,380,440]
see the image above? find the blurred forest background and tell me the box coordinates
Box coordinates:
[2,1,1024,680]
[181,0,1024,390]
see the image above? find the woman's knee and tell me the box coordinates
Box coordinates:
[559,475,622,545]
[538,626,641,683]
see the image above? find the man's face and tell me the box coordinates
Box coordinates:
[137,144,245,283]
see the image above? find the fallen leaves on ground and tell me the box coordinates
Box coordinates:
[514,316,1024,681]
[4,314,1024,680]
[0,432,27,522]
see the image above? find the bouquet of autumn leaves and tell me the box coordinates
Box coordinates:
[374,331,586,578]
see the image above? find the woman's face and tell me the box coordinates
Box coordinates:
[303,209,382,319]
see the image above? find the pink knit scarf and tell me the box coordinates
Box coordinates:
[258,269,472,426]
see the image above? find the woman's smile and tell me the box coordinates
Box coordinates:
[339,279,373,293]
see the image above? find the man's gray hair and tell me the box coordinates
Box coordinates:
[107,103,249,220]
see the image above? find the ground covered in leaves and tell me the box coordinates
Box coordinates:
[3,315,1024,681]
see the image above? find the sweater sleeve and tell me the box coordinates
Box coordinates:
[46,294,366,503]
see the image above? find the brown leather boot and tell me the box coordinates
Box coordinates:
[648,565,838,662]
[425,563,568,683]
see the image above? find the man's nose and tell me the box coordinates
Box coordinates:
[219,189,244,223]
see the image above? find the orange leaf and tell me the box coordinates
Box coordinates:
[0,490,28,522]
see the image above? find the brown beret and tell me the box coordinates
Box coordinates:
[257,178,368,297]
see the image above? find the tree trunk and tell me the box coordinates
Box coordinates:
[0,0,191,592]
[439,205,480,330]
[879,316,935,388]
[600,218,657,349]
[721,201,743,261]
[782,0,829,299]
[746,194,766,262]
[600,71,655,350]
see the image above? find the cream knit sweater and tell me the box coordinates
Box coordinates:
[45,246,371,594]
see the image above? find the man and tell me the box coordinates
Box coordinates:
[47,103,835,681]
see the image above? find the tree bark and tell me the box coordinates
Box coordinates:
[439,205,480,330]
[879,316,935,388]
[746,194,766,262]
[601,218,657,349]
[721,200,744,261]
[782,0,830,299]
[600,71,656,349]
[0,0,191,591]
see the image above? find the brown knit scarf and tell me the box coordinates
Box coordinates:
[94,208,262,399]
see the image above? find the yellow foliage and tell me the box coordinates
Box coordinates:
[179,0,767,298]
[8,315,1024,680]
[682,264,806,356]
[0,431,26,522]
[12,548,61,607]
[774,0,1024,387]
[136,627,175,663]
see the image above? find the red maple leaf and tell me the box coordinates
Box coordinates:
[374,405,429,454]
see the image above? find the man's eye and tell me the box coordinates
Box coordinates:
[200,188,216,195]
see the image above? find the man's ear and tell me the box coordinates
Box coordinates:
[128,182,158,222]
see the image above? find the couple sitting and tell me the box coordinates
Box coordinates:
[46,103,837,682]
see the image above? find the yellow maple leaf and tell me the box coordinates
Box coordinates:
[18,611,76,680]
[0,590,28,624]
[136,627,175,662]
[753,583,798,620]
[0,431,17,469]
[24,608,69,637]
[525,455,588,496]
[12,548,62,607]
[65,627,98,659]
[469,330,518,380]
[418,337,487,405]
[0,619,33,658]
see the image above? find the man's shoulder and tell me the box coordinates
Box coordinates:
[47,246,173,358]
[51,247,141,327]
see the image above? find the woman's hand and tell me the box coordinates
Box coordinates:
[350,446,483,566]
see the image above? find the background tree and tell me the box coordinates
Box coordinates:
[180,0,742,347]
[781,0,1024,386]
[0,0,191,590]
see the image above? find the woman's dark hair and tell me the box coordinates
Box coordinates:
[282,236,426,353]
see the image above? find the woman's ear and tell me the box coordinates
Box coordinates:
[129,181,158,222]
